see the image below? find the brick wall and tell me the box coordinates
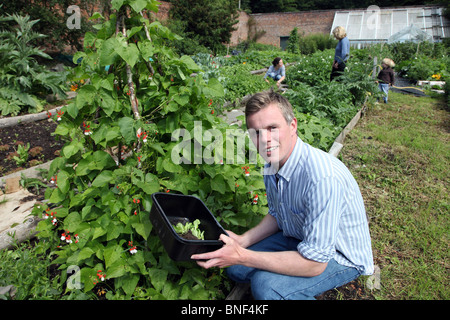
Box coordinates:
[157,1,336,48]
[249,10,336,47]
[230,11,250,46]
[154,1,171,21]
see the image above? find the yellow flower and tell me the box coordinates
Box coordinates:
[432,74,441,80]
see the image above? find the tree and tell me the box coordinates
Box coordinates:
[169,0,239,54]
[286,27,300,54]
[0,0,112,52]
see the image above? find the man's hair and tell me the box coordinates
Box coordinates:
[245,89,295,126]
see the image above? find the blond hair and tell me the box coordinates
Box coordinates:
[332,26,347,40]
[382,58,395,68]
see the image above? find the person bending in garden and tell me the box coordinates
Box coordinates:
[264,57,285,88]
[330,26,350,81]
[192,89,374,300]
[376,58,395,103]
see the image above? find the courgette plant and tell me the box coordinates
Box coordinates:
[33,0,267,299]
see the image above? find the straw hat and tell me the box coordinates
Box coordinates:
[382,58,395,68]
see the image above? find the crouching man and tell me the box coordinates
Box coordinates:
[192,90,374,300]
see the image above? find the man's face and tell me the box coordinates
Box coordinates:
[246,103,297,170]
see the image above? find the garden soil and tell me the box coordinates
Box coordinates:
[0,118,65,178]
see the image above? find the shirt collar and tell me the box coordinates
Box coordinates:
[264,137,304,181]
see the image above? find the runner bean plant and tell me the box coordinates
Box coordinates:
[33,0,267,299]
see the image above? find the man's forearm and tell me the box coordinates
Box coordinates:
[238,215,327,277]
[240,248,327,277]
[240,214,279,248]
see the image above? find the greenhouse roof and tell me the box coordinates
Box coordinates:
[331,6,450,45]
[387,24,433,44]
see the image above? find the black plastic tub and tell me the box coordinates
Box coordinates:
[149,192,228,261]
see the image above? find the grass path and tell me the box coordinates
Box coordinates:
[340,91,449,299]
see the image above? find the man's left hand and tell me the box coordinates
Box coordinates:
[191,233,244,269]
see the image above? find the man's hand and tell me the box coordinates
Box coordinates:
[191,233,245,269]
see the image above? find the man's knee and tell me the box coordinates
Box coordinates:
[226,265,253,283]
[250,271,282,299]
[250,271,314,300]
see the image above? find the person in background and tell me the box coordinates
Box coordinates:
[264,57,285,88]
[330,26,350,81]
[191,89,374,300]
[376,58,395,103]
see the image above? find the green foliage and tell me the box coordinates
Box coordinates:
[173,219,205,240]
[13,143,30,166]
[0,0,97,51]
[295,112,337,151]
[287,49,334,85]
[298,33,337,55]
[164,19,210,56]
[285,80,356,149]
[398,54,449,81]
[286,27,300,54]
[387,41,449,65]
[225,49,299,70]
[0,14,68,116]
[284,48,379,150]
[443,74,450,110]
[218,64,272,102]
[169,0,239,54]
[0,240,62,300]
[33,0,267,300]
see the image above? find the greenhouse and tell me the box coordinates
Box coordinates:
[330,6,449,48]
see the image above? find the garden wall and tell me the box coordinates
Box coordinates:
[247,10,335,47]
[156,1,336,47]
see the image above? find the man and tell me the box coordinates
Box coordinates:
[192,90,374,300]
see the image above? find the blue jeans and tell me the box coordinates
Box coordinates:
[267,73,282,81]
[379,83,390,103]
[226,232,361,300]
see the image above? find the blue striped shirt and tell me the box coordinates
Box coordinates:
[264,137,374,275]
